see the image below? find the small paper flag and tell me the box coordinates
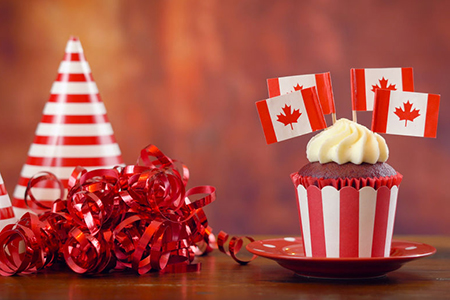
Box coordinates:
[351,67,414,112]
[267,72,335,115]
[256,87,326,144]
[372,89,440,138]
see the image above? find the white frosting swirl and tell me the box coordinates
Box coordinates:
[306,118,388,164]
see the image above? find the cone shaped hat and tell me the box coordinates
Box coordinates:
[0,173,16,229]
[12,36,124,217]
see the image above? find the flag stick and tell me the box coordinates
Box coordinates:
[352,110,357,123]
[331,112,336,124]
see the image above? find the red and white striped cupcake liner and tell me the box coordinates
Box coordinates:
[291,172,402,258]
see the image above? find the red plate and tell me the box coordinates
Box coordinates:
[246,237,436,279]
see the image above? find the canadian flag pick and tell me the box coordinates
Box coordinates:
[256,86,326,144]
[12,36,124,217]
[267,72,335,115]
[0,173,16,230]
[351,67,414,112]
[372,89,440,138]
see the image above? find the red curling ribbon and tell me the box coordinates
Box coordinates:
[0,224,34,276]
[0,213,64,276]
[0,144,255,277]
[63,226,112,274]
[217,231,257,265]
[139,144,174,169]
[67,166,87,190]
[24,171,65,213]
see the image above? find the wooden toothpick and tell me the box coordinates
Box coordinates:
[352,110,357,123]
[331,112,337,124]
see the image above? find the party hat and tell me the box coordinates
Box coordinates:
[12,36,124,217]
[0,173,16,229]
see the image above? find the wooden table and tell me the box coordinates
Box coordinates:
[0,235,448,300]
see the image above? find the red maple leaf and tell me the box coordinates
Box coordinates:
[394,100,420,127]
[371,77,397,92]
[277,104,302,130]
[293,84,303,91]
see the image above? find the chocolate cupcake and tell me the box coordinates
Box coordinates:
[291,118,402,258]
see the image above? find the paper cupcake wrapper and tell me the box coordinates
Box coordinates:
[291,172,402,190]
[293,184,399,258]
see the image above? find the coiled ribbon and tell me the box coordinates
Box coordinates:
[0,145,254,276]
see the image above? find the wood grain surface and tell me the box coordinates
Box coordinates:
[0,235,448,300]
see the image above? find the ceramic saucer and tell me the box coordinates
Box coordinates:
[246,237,436,279]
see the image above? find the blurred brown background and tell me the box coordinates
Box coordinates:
[0,0,449,235]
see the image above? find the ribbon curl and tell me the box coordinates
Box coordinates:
[0,145,220,276]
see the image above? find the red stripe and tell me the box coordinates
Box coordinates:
[48,94,102,103]
[13,177,68,208]
[17,178,69,189]
[307,187,326,257]
[25,156,124,167]
[315,73,335,115]
[424,94,440,138]
[339,187,359,257]
[351,69,367,111]
[62,53,86,61]
[372,187,390,257]
[371,89,391,133]
[12,198,55,209]
[33,135,117,145]
[0,207,15,220]
[39,114,109,124]
[0,184,7,196]
[17,177,68,188]
[301,87,327,132]
[267,78,281,98]
[256,100,277,144]
[293,181,305,250]
[55,73,93,82]
[401,68,414,91]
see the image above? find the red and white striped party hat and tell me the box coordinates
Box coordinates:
[0,173,17,229]
[12,36,124,217]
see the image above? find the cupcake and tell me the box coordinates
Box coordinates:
[291,118,402,258]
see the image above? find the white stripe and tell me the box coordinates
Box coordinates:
[12,206,31,220]
[0,194,13,209]
[364,68,403,111]
[385,91,428,137]
[297,185,312,257]
[19,165,113,179]
[43,102,106,116]
[384,186,399,256]
[266,92,313,142]
[0,174,3,185]
[0,218,16,230]
[322,186,340,257]
[51,82,98,95]
[28,144,121,158]
[13,185,67,201]
[65,40,84,53]
[278,74,317,95]
[35,123,113,136]
[359,187,377,257]
[58,61,91,74]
